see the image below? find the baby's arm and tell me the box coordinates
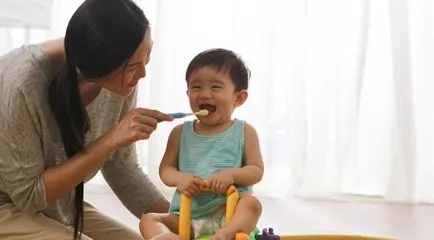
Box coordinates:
[159,125,184,187]
[226,123,264,186]
[211,124,264,238]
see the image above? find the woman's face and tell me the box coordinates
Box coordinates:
[97,30,153,96]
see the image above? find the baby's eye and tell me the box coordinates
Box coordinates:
[190,85,200,89]
[212,85,222,89]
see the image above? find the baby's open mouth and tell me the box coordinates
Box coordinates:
[199,104,216,112]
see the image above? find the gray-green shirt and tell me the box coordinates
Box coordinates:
[0,44,163,226]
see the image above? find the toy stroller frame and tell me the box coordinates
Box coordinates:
[177,184,397,240]
[178,184,252,240]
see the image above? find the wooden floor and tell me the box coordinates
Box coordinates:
[85,186,430,240]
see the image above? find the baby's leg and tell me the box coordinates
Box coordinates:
[139,213,180,240]
[212,194,262,240]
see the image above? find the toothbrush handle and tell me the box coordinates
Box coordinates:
[158,112,194,122]
[168,112,188,119]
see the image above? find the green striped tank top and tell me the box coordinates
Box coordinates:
[169,119,252,219]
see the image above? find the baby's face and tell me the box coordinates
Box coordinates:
[186,66,246,125]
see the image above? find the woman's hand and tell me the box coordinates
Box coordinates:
[106,108,173,150]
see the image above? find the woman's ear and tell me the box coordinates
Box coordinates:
[234,89,248,107]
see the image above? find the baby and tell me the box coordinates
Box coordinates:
[139,48,264,240]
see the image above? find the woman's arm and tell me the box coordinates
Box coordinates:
[43,134,114,202]
[0,89,114,212]
[100,89,169,218]
[101,144,169,217]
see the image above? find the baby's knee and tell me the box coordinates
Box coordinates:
[241,194,262,215]
[140,212,156,222]
[139,213,158,229]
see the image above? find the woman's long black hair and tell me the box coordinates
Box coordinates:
[47,0,149,239]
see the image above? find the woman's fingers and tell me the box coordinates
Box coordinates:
[135,115,158,129]
[116,108,174,145]
[108,108,173,149]
[136,108,173,122]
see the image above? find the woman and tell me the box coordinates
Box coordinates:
[0,0,173,239]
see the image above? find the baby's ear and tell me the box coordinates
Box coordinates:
[234,90,248,107]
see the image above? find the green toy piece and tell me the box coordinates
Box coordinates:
[195,227,259,240]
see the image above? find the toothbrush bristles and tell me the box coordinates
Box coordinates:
[196,109,209,116]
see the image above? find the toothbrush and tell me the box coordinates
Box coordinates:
[168,109,209,119]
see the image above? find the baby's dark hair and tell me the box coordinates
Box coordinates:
[185,48,250,91]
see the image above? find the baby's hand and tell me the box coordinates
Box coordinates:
[176,173,205,198]
[208,170,234,194]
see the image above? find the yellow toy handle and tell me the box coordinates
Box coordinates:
[178,182,242,240]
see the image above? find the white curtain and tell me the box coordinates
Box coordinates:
[0,0,53,55]
[1,0,433,204]
[0,0,53,28]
